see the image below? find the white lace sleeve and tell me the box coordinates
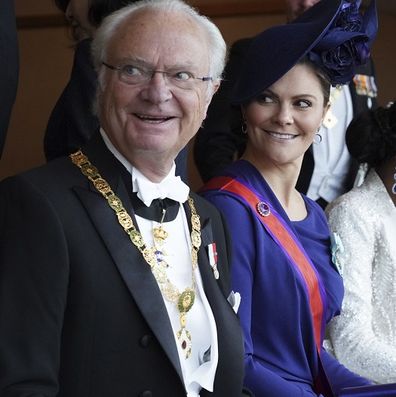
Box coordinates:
[327,192,396,384]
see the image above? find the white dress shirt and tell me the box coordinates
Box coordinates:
[100,129,219,396]
[307,85,354,203]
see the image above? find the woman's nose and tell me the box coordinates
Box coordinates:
[274,105,294,125]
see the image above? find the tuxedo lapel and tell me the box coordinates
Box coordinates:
[187,199,245,396]
[71,135,183,381]
[183,198,233,320]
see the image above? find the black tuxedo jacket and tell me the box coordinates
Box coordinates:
[0,134,246,397]
[0,0,19,158]
[194,37,377,193]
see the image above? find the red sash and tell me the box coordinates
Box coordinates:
[202,176,334,396]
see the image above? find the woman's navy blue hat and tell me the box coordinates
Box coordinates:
[231,0,378,105]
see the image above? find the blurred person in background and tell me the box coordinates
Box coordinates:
[0,0,19,159]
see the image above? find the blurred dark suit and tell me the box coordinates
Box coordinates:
[0,0,19,158]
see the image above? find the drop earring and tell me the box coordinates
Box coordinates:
[392,166,396,195]
[241,121,248,134]
[314,127,322,144]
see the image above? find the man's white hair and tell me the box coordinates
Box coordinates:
[91,0,227,82]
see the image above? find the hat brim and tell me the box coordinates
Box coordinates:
[231,0,343,105]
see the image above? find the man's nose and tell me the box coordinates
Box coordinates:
[140,72,173,104]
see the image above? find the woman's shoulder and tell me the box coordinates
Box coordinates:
[299,194,328,225]
[326,171,387,221]
[199,161,274,224]
[199,160,262,201]
[199,182,253,218]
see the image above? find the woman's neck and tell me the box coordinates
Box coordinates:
[241,152,307,221]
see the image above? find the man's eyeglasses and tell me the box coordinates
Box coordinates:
[102,61,213,90]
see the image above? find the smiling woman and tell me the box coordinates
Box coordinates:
[200,0,379,395]
[240,62,329,181]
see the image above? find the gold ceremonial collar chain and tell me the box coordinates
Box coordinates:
[70,150,202,358]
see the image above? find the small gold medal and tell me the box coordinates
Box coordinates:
[153,225,168,243]
[178,289,195,313]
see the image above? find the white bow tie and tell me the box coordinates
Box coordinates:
[133,173,190,207]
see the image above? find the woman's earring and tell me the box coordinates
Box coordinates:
[241,121,248,134]
[314,126,322,144]
[392,166,396,195]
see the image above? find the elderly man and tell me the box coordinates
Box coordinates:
[44,0,189,184]
[0,1,248,396]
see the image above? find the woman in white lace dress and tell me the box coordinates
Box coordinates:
[326,101,396,384]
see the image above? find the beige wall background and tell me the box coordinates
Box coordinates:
[1,0,395,191]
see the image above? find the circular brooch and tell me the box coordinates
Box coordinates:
[256,201,270,217]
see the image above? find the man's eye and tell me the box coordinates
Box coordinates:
[121,65,141,76]
[173,71,194,81]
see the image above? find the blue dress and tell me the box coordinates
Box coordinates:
[201,160,369,396]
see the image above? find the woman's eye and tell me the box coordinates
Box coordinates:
[173,71,194,81]
[296,100,312,108]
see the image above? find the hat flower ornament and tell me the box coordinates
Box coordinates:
[309,0,378,85]
[231,0,378,105]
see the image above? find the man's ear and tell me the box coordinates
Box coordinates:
[212,80,221,96]
[206,80,220,104]
[204,80,221,114]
